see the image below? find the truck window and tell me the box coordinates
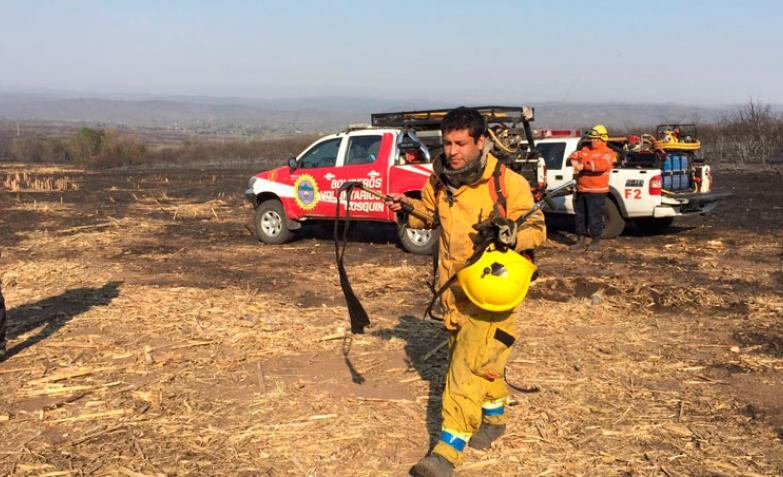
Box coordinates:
[345,135,382,166]
[299,138,341,169]
[537,142,567,170]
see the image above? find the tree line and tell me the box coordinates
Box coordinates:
[698,101,782,167]
[0,127,317,170]
[1,101,780,168]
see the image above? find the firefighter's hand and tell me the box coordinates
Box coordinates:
[572,160,584,172]
[472,212,517,248]
[385,193,411,212]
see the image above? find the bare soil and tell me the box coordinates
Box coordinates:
[0,165,781,476]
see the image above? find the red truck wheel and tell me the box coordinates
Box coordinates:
[254,199,293,245]
[398,224,439,255]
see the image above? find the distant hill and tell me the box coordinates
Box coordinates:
[0,93,358,132]
[0,92,778,133]
[533,102,733,129]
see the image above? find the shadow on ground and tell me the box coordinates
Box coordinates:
[2,281,122,362]
[545,212,698,239]
[374,315,450,451]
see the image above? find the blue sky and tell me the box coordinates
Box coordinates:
[1,0,780,104]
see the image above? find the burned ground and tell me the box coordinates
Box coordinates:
[0,165,781,476]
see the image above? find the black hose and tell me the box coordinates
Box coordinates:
[334,181,371,334]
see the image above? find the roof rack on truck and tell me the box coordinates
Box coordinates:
[373,105,546,197]
[371,105,535,129]
[372,105,541,163]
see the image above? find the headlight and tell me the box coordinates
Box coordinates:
[247,176,258,189]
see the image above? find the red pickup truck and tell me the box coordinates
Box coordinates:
[245,106,543,254]
[246,126,437,253]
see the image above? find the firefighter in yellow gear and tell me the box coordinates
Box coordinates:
[388,107,546,476]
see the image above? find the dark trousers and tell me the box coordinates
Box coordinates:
[574,192,606,238]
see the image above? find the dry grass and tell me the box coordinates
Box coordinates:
[2,171,80,192]
[0,165,781,476]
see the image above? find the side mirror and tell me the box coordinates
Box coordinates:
[287,156,297,170]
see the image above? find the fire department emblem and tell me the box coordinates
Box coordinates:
[293,175,319,210]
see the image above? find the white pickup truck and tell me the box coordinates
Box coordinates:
[531,130,731,237]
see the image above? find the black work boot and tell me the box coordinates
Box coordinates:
[569,236,587,249]
[468,423,507,450]
[586,238,601,251]
[410,454,454,477]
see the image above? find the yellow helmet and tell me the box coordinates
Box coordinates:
[587,124,609,141]
[457,246,537,312]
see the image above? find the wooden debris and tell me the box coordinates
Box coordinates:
[50,408,134,423]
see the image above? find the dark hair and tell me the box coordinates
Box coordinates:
[440,107,487,142]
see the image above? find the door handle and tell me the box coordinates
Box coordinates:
[555,175,563,180]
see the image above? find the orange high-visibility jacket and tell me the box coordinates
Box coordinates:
[569,144,617,193]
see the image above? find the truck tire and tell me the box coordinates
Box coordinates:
[634,217,674,234]
[601,199,626,239]
[398,224,439,255]
[254,199,294,245]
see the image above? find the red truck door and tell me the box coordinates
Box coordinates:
[288,136,344,219]
[327,132,394,220]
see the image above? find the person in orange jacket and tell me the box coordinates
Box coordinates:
[569,124,617,250]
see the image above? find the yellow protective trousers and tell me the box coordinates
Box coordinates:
[432,311,517,465]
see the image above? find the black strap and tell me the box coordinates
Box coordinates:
[423,274,455,322]
[425,182,446,321]
[492,160,507,215]
[429,240,439,294]
[429,179,443,295]
[334,182,370,334]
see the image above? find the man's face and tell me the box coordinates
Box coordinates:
[591,138,605,149]
[443,129,485,170]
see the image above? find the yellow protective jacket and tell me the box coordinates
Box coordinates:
[408,152,547,329]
